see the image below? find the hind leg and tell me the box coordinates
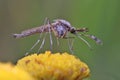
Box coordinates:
[25,34,42,56]
[25,18,48,55]
[37,18,52,53]
[47,19,53,51]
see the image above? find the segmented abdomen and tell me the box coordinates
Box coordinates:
[13,25,51,38]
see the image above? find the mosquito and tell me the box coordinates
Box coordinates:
[13,18,102,55]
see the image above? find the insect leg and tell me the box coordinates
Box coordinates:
[47,19,53,51]
[37,18,48,53]
[76,34,92,49]
[67,38,74,54]
[25,34,42,56]
[56,37,59,46]
[37,33,47,53]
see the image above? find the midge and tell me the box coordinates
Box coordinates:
[13,18,102,55]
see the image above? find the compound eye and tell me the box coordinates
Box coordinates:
[70,28,76,33]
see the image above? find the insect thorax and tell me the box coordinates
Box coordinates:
[53,19,72,38]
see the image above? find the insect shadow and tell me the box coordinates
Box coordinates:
[13,18,103,55]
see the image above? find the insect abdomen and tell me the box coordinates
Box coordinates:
[13,25,50,38]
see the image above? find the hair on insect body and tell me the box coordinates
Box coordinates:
[13,18,103,55]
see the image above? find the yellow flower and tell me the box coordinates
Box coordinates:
[16,51,90,80]
[0,62,34,80]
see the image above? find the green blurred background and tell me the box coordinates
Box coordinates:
[0,0,120,80]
